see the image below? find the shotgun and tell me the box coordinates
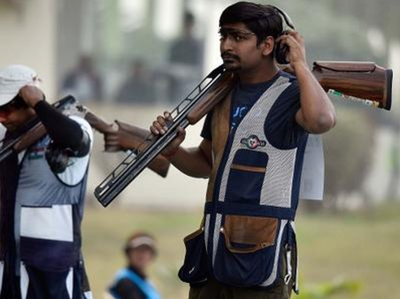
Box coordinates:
[80,107,170,177]
[0,96,170,177]
[94,61,393,207]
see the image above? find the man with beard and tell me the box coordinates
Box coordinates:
[110,2,336,298]
[0,64,92,299]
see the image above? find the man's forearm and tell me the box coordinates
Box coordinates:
[34,101,88,153]
[167,146,212,178]
[295,62,337,133]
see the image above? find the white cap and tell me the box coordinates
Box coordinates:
[0,64,40,106]
[127,236,157,251]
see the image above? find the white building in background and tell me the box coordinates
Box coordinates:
[0,0,99,100]
[0,0,230,98]
[0,0,221,210]
[0,0,57,99]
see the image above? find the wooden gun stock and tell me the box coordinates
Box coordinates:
[13,123,47,153]
[312,61,393,110]
[83,110,170,177]
[0,121,47,162]
[186,71,236,124]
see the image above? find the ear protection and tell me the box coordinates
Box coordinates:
[271,6,295,65]
[45,142,70,173]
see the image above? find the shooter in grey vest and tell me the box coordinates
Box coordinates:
[0,65,93,299]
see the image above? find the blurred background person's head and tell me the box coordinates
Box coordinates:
[124,232,158,276]
[61,53,103,102]
[0,64,41,131]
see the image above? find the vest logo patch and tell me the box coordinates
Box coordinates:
[28,138,49,160]
[28,146,46,160]
[240,135,266,149]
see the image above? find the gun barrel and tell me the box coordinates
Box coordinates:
[94,65,227,206]
[95,123,185,207]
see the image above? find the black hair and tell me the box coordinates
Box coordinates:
[184,11,195,27]
[219,1,283,45]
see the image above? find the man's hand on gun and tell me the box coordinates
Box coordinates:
[150,111,186,158]
[103,121,135,152]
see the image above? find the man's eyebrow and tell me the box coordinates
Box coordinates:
[219,27,254,34]
[219,27,238,32]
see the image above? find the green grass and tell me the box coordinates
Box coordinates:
[82,204,400,299]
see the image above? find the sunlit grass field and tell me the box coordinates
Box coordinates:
[82,204,400,299]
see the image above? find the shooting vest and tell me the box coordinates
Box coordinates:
[14,116,92,272]
[179,74,307,290]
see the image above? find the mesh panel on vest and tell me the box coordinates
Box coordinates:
[217,76,296,208]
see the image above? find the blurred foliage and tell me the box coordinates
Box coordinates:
[322,0,400,41]
[322,104,376,205]
[282,0,399,62]
[297,279,362,299]
[283,1,379,63]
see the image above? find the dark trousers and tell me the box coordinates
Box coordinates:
[189,277,292,299]
[0,273,21,299]
[1,264,88,299]
[25,265,75,299]
[189,248,295,299]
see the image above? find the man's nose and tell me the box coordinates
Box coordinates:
[220,37,233,52]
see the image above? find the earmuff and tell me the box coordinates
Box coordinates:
[272,6,295,65]
[45,142,70,173]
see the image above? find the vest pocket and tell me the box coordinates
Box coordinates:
[226,149,268,204]
[20,205,73,242]
[213,215,281,287]
[19,204,78,271]
[178,227,208,285]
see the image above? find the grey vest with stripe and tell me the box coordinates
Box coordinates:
[15,135,88,272]
[205,75,305,289]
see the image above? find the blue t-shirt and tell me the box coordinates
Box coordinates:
[201,71,306,149]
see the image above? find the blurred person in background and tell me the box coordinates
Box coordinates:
[166,11,204,103]
[115,59,156,105]
[150,2,336,299]
[108,232,161,299]
[61,54,103,102]
[0,64,93,299]
[386,132,400,200]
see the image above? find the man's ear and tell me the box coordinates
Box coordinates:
[260,36,275,57]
